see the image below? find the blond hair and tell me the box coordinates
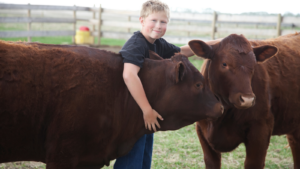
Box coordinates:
[140,0,170,21]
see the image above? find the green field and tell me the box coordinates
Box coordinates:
[0,36,293,169]
[0,36,127,47]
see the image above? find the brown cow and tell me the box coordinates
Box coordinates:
[188,32,300,169]
[0,41,223,169]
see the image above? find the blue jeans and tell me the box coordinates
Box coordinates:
[114,133,154,169]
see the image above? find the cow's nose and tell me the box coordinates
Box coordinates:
[221,105,224,114]
[240,95,255,108]
[229,92,256,109]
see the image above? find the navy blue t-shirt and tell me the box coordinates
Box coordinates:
[120,31,181,68]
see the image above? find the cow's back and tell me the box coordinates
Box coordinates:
[0,41,127,163]
[250,33,300,135]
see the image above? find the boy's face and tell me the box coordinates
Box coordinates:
[140,12,168,44]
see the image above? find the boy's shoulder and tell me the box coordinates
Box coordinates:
[120,31,149,57]
[125,31,148,46]
[120,32,150,54]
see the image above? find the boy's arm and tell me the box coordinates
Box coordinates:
[180,38,223,57]
[180,45,194,57]
[123,63,164,132]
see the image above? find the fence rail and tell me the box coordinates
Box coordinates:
[0,17,76,23]
[0,30,74,37]
[0,3,300,45]
[0,4,92,11]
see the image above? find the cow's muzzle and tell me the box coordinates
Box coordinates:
[229,93,256,109]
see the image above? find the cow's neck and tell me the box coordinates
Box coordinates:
[112,60,172,161]
[140,59,171,103]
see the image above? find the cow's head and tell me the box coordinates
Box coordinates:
[140,51,223,131]
[188,34,278,109]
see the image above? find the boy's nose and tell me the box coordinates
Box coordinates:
[155,23,162,29]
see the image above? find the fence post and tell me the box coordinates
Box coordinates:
[211,11,217,40]
[276,13,282,37]
[98,4,102,46]
[41,11,44,30]
[93,4,96,45]
[72,5,77,44]
[27,3,31,42]
[187,21,190,37]
[128,16,131,33]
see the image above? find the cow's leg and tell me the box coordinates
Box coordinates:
[244,123,272,169]
[196,122,221,169]
[287,130,300,169]
[46,162,75,169]
[45,149,79,169]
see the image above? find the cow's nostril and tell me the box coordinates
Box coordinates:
[240,96,244,102]
[214,95,220,101]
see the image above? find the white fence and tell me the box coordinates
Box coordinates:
[0,3,300,45]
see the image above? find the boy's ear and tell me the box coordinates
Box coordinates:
[139,17,144,26]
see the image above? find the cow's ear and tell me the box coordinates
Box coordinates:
[188,40,212,59]
[149,50,163,60]
[175,61,185,83]
[253,45,278,62]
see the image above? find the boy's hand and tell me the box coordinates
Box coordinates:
[143,109,164,132]
[123,63,164,132]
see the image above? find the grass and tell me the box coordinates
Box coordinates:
[0,126,292,169]
[0,36,127,47]
[0,27,293,169]
[101,125,292,169]
[0,36,73,44]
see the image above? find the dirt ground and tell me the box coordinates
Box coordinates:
[0,162,45,169]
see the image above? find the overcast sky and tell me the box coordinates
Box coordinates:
[1,0,299,15]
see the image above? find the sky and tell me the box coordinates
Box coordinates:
[0,0,299,15]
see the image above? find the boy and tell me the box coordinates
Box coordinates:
[114,0,206,168]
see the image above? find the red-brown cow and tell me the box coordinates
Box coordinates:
[189,32,300,168]
[0,41,223,169]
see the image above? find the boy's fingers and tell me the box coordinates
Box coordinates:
[147,123,152,131]
[152,123,157,132]
[157,114,164,121]
[155,120,161,129]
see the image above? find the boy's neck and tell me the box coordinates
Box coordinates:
[140,30,157,44]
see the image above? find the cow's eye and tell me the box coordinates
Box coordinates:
[223,63,227,67]
[196,83,202,88]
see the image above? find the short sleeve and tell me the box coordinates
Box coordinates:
[159,38,181,59]
[120,41,147,68]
